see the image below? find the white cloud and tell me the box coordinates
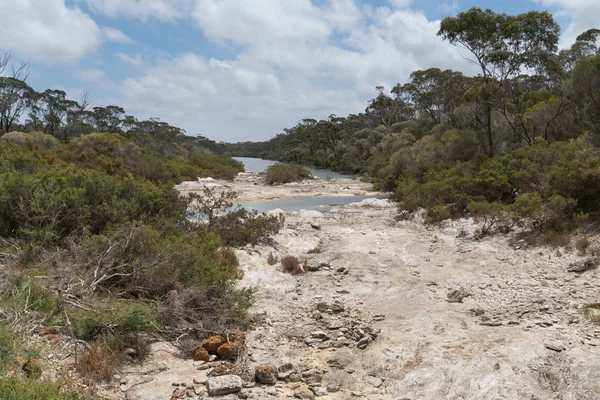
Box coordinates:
[0,0,102,64]
[117,1,470,141]
[437,0,459,14]
[536,0,600,46]
[117,52,145,68]
[76,68,107,83]
[103,27,134,44]
[82,0,193,21]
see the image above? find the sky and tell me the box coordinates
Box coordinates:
[0,0,597,142]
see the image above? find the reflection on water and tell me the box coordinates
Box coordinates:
[233,157,354,179]
[236,195,382,213]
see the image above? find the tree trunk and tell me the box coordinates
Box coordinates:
[486,101,494,157]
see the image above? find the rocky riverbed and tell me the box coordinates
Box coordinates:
[59,173,600,399]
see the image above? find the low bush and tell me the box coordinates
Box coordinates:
[208,209,285,247]
[75,341,121,385]
[265,164,312,185]
[69,300,157,343]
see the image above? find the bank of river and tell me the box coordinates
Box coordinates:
[233,156,354,179]
[177,161,380,212]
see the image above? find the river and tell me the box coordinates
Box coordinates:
[224,157,379,212]
[233,157,354,179]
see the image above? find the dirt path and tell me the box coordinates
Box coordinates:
[116,173,600,399]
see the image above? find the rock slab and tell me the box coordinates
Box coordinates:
[205,375,243,396]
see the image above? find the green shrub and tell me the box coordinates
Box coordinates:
[70,300,157,343]
[511,193,586,233]
[0,377,83,400]
[425,205,452,224]
[0,131,60,150]
[208,209,285,247]
[265,164,312,185]
[467,201,512,234]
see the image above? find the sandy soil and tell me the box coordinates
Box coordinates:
[44,173,600,399]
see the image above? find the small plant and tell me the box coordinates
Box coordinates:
[281,256,303,275]
[75,341,121,385]
[267,252,277,265]
[281,256,304,275]
[188,187,238,226]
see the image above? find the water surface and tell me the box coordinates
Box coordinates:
[230,157,378,212]
[234,157,354,179]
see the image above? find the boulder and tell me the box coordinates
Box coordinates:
[193,347,210,362]
[205,375,243,396]
[255,365,278,385]
[217,343,235,360]
[567,257,598,273]
[203,335,227,353]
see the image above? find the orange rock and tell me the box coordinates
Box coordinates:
[255,365,278,385]
[171,389,185,399]
[217,343,234,360]
[193,347,210,362]
[202,335,227,354]
[37,327,58,336]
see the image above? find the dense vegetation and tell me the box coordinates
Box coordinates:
[0,131,283,393]
[224,8,600,236]
[0,55,288,395]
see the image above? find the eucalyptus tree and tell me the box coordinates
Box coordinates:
[0,51,32,133]
[439,7,560,155]
[393,68,470,127]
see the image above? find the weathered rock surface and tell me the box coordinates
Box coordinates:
[205,375,243,396]
[567,257,598,272]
